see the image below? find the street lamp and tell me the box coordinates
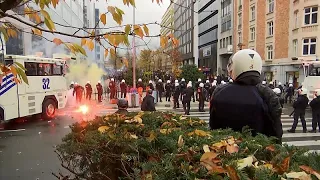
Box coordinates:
[132,6,137,89]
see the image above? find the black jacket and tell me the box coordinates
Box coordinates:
[286,87,294,96]
[156,82,164,92]
[204,83,211,91]
[148,83,154,91]
[197,87,207,101]
[310,96,320,113]
[293,95,309,111]
[96,83,103,94]
[210,72,283,143]
[173,85,181,98]
[115,109,128,115]
[180,81,187,90]
[141,95,156,111]
[182,87,195,102]
[165,83,172,93]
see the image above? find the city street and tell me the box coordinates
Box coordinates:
[0,101,319,179]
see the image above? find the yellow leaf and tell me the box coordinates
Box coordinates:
[44,17,55,31]
[125,24,131,35]
[147,131,156,142]
[110,48,116,58]
[104,49,109,58]
[226,166,240,180]
[177,135,184,148]
[53,38,63,45]
[32,28,42,36]
[160,36,167,48]
[286,172,311,180]
[200,152,218,162]
[212,141,228,149]
[194,129,209,137]
[7,29,17,38]
[130,134,138,139]
[40,10,50,19]
[81,39,86,46]
[51,0,59,8]
[237,156,254,170]
[133,25,144,38]
[10,66,17,76]
[300,165,320,179]
[143,24,149,36]
[100,14,107,25]
[134,116,143,124]
[86,40,94,51]
[98,126,110,133]
[203,144,210,152]
[34,13,42,24]
[107,6,115,14]
[129,0,136,7]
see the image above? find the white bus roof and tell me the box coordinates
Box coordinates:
[5,55,67,63]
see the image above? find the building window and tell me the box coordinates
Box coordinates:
[267,21,274,36]
[304,7,318,25]
[229,36,232,45]
[293,39,298,57]
[268,0,274,13]
[238,32,242,43]
[223,38,226,48]
[226,37,229,46]
[251,6,255,20]
[267,45,273,60]
[220,39,222,48]
[250,27,255,41]
[293,11,299,29]
[303,38,317,55]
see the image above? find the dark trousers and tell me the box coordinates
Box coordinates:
[183,100,191,115]
[165,92,171,101]
[312,112,320,131]
[157,91,162,102]
[98,93,102,102]
[86,92,92,100]
[199,99,204,112]
[173,97,179,108]
[110,90,115,99]
[291,110,307,131]
[285,94,292,103]
[121,91,126,98]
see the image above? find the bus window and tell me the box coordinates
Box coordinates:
[53,64,62,75]
[309,65,320,76]
[25,62,37,76]
[37,63,52,76]
[5,60,13,66]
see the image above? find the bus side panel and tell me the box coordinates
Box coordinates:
[0,85,19,121]
[22,76,67,94]
[304,77,320,101]
[55,91,68,109]
[18,94,43,117]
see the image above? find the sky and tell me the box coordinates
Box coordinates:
[96,0,171,54]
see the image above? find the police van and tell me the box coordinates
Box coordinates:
[0,55,68,122]
[301,61,320,101]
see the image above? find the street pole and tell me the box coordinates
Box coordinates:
[132,6,136,89]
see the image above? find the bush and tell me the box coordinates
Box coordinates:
[55,112,320,180]
[180,64,205,83]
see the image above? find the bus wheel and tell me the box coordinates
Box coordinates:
[42,99,56,120]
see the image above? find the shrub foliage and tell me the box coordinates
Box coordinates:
[55,112,320,180]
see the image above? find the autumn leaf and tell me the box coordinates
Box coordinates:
[133,25,144,38]
[98,126,110,133]
[34,13,42,24]
[125,24,131,35]
[160,122,174,129]
[100,14,107,25]
[51,0,59,8]
[226,144,239,154]
[7,29,17,38]
[194,129,209,137]
[300,165,320,179]
[0,27,9,41]
[110,48,116,59]
[286,172,311,180]
[203,145,210,153]
[130,134,138,139]
[53,38,63,45]
[104,49,109,58]
[212,141,228,149]
[160,36,168,48]
[81,39,87,46]
[237,156,254,170]
[266,145,276,152]
[86,40,94,51]
[177,135,184,147]
[200,152,218,162]
[0,74,3,84]
[143,24,149,36]
[147,131,156,142]
[32,28,42,36]
[10,66,17,77]
[129,0,136,7]
[40,10,50,19]
[226,166,240,180]
[13,77,20,84]
[73,43,87,56]
[44,17,55,31]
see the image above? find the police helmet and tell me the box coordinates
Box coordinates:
[199,83,204,88]
[149,80,153,84]
[158,79,162,82]
[117,98,128,109]
[198,78,201,82]
[278,82,282,85]
[87,81,90,84]
[122,79,125,83]
[187,83,192,87]
[273,88,281,95]
[227,49,262,80]
[206,80,209,83]
[111,78,114,81]
[229,79,233,83]
[269,82,273,85]
[167,80,171,83]
[221,81,226,84]
[181,78,185,82]
[289,84,293,87]
[315,89,320,97]
[175,82,179,87]
[138,78,142,82]
[71,81,74,84]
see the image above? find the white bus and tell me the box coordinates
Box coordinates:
[302,61,320,101]
[0,55,68,122]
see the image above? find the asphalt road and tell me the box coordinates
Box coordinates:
[0,103,313,180]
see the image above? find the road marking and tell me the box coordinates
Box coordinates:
[0,129,26,133]
[284,140,320,147]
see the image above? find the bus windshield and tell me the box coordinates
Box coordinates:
[308,64,320,76]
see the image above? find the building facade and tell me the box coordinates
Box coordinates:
[233,0,292,85]
[173,0,196,65]
[217,0,233,76]
[197,0,219,75]
[160,2,174,72]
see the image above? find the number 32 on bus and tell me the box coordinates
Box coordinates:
[0,55,68,122]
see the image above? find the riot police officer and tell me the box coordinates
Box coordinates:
[309,89,320,133]
[85,81,93,100]
[120,79,127,98]
[156,79,164,102]
[204,80,211,101]
[165,80,172,102]
[109,78,116,99]
[180,78,187,101]
[173,82,180,109]
[182,82,195,115]
[96,81,103,103]
[198,83,207,112]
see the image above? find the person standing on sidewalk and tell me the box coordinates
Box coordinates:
[85,81,92,100]
[156,79,164,102]
[165,80,172,102]
[287,88,309,133]
[182,82,195,115]
[96,81,103,103]
[197,83,207,112]
[120,79,127,98]
[309,89,320,133]
[285,84,294,104]
[173,82,180,109]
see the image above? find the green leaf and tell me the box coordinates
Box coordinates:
[44,17,55,31]
[16,67,28,85]
[0,27,9,41]
[123,35,130,46]
[115,7,125,15]
[40,10,50,19]
[35,0,39,4]
[14,62,27,71]
[125,24,131,35]
[129,0,136,7]
[73,43,87,56]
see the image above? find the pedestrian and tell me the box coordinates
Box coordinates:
[208,81,217,100]
[120,79,127,98]
[156,79,164,102]
[287,88,309,133]
[209,49,283,143]
[204,80,211,101]
[173,82,180,109]
[197,83,207,112]
[115,98,129,115]
[96,81,103,103]
[309,89,320,133]
[109,78,116,99]
[268,82,274,89]
[73,82,84,104]
[85,81,92,100]
[278,82,284,93]
[165,80,172,102]
[273,88,284,108]
[182,82,195,115]
[285,84,294,104]
[141,89,156,111]
[180,78,187,101]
